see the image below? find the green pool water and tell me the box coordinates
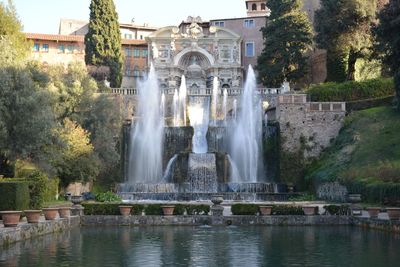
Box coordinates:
[1,226,399,267]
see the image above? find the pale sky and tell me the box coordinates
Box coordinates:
[2,0,247,34]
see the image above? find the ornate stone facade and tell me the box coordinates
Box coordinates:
[147,18,243,94]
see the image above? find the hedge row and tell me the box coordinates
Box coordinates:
[0,181,30,211]
[82,203,210,216]
[307,78,395,102]
[231,204,305,215]
[346,181,400,206]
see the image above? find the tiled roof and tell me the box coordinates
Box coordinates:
[25,33,84,42]
[121,39,147,45]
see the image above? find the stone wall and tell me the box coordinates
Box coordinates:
[277,94,346,158]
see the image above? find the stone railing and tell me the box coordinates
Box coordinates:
[110,87,285,96]
[278,94,346,112]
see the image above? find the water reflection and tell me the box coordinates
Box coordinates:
[1,226,400,267]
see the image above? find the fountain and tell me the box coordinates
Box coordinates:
[212,77,219,126]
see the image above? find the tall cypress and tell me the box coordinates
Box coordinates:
[85,0,123,87]
[256,0,313,88]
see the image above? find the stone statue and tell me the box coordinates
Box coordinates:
[187,23,203,39]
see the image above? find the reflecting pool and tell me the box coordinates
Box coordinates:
[1,226,400,267]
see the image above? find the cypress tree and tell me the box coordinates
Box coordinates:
[85,0,123,87]
[256,0,313,88]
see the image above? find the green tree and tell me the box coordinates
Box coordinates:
[374,0,400,110]
[85,0,123,87]
[0,0,30,66]
[257,0,313,87]
[315,0,378,81]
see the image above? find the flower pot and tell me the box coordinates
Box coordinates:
[161,205,175,216]
[366,207,380,218]
[119,206,133,216]
[211,195,224,205]
[259,205,272,216]
[24,210,42,223]
[71,195,83,205]
[0,211,22,227]
[302,206,318,216]
[58,207,71,218]
[386,208,400,221]
[42,208,59,220]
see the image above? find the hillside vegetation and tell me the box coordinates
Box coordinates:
[306,106,400,204]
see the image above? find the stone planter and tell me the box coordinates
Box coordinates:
[259,205,272,216]
[348,194,362,203]
[386,208,400,221]
[211,195,224,206]
[42,208,59,220]
[58,207,71,218]
[161,205,175,216]
[302,206,318,216]
[24,210,42,223]
[119,206,133,216]
[70,195,83,205]
[0,211,22,227]
[366,207,380,218]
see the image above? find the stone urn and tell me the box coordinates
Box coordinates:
[58,207,71,218]
[0,211,22,227]
[386,208,400,220]
[302,206,318,216]
[71,195,84,205]
[211,195,224,206]
[366,207,380,218]
[24,210,42,223]
[42,208,59,220]
[119,205,133,216]
[161,205,175,216]
[259,205,273,216]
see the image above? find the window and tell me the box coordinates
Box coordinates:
[134,48,140,58]
[124,33,132,39]
[58,45,65,53]
[133,66,140,77]
[125,48,132,57]
[244,19,255,28]
[141,49,148,58]
[42,44,49,52]
[261,3,266,10]
[252,3,257,10]
[245,42,254,57]
[213,21,225,27]
[66,45,74,53]
[33,43,40,52]
[140,35,143,40]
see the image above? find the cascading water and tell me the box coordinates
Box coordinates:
[222,88,228,126]
[233,99,237,121]
[161,92,166,119]
[212,77,219,125]
[128,64,164,184]
[229,66,264,183]
[179,75,187,126]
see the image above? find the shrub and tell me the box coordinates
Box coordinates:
[28,171,48,209]
[144,204,163,215]
[186,204,210,215]
[82,203,121,215]
[95,191,122,202]
[323,205,351,215]
[271,205,305,215]
[173,204,186,215]
[0,181,30,211]
[346,181,400,206]
[307,78,395,102]
[231,204,259,215]
[288,193,315,201]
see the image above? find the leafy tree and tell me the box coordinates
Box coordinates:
[0,0,30,66]
[257,0,313,87]
[85,0,123,87]
[53,119,100,186]
[374,0,400,110]
[315,0,378,81]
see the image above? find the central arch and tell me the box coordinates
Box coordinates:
[173,46,215,68]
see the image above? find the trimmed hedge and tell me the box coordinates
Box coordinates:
[307,78,395,102]
[346,181,400,206]
[0,181,30,211]
[231,204,259,215]
[323,205,351,215]
[271,205,305,215]
[346,95,395,112]
[82,203,145,215]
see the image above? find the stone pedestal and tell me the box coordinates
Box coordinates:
[71,205,84,216]
[211,205,224,216]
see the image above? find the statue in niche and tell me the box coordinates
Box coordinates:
[170,39,176,58]
[213,45,219,61]
[233,46,239,62]
[151,42,158,59]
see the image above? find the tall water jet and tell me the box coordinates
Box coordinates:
[128,64,164,184]
[222,88,228,126]
[173,89,179,127]
[212,77,219,125]
[161,92,166,119]
[233,99,237,121]
[179,75,187,126]
[188,97,210,154]
[229,66,263,182]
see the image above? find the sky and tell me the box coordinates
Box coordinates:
[2,0,247,34]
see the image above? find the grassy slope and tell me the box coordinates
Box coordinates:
[306,107,400,187]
